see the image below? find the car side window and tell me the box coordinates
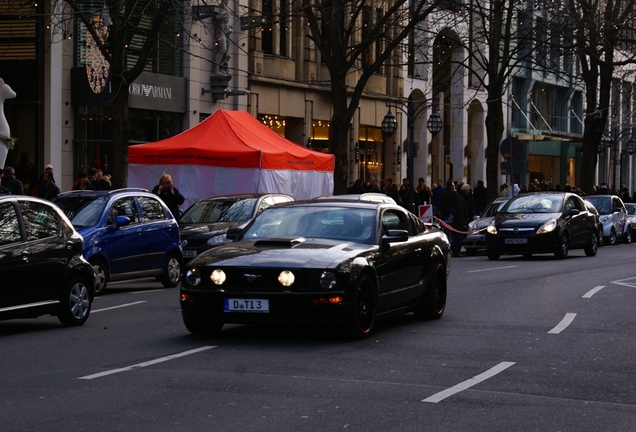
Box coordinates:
[382,210,410,234]
[111,197,139,224]
[0,202,22,245]
[19,201,59,241]
[138,196,168,221]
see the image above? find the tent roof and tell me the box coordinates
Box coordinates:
[128,110,334,172]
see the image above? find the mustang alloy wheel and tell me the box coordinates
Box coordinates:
[413,261,447,320]
[346,274,376,338]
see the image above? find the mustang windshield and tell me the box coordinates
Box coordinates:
[502,195,563,214]
[243,206,377,244]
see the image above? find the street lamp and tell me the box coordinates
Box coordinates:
[381,95,442,213]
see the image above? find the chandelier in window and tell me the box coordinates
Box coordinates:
[85,13,110,94]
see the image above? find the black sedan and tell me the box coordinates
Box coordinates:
[180,198,451,338]
[0,195,95,326]
[485,192,599,260]
[179,193,294,260]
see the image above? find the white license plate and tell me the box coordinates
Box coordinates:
[505,238,528,244]
[183,250,197,258]
[224,298,269,313]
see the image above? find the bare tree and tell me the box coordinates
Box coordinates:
[300,0,443,194]
[560,0,636,194]
[55,0,172,189]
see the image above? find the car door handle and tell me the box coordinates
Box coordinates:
[21,250,29,262]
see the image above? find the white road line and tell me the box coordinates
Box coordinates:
[78,346,217,380]
[583,286,605,299]
[422,361,516,403]
[467,265,517,273]
[548,313,577,334]
[91,301,147,313]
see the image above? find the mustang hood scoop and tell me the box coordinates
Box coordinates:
[254,237,306,248]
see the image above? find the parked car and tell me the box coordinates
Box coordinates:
[179,193,294,260]
[0,195,95,325]
[584,195,631,245]
[583,199,604,246]
[624,203,636,236]
[463,197,508,256]
[485,192,599,259]
[180,198,451,338]
[53,188,183,295]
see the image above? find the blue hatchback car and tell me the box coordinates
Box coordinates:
[54,188,182,294]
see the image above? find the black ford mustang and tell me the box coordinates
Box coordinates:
[180,197,451,338]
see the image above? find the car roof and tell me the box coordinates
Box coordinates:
[198,193,294,200]
[279,197,397,211]
[313,193,397,204]
[55,188,149,198]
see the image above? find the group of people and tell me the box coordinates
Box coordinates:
[0,163,114,201]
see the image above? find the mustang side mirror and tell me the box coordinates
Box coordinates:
[381,229,409,246]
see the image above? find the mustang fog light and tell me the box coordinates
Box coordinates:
[320,271,337,289]
[278,270,295,287]
[210,269,227,285]
[537,219,557,234]
[185,269,202,286]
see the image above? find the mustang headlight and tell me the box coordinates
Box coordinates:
[537,219,557,234]
[278,270,295,287]
[486,222,498,235]
[207,233,228,245]
[320,271,337,289]
[210,269,227,285]
[185,268,201,286]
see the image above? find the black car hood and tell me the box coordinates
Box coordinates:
[189,238,372,269]
[495,212,560,228]
[179,221,244,239]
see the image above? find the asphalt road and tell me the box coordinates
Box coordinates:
[1,244,635,431]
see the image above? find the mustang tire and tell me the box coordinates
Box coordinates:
[346,274,376,339]
[413,261,447,320]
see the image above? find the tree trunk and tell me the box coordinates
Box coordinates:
[485,93,505,204]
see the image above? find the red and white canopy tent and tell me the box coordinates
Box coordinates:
[128,110,335,209]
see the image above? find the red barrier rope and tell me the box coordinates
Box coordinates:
[432,216,488,235]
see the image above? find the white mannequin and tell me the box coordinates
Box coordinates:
[0,77,17,168]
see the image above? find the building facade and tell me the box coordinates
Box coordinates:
[0,0,634,196]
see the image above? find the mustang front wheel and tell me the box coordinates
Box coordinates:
[346,274,376,339]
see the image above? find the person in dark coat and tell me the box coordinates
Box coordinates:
[38,170,60,200]
[152,173,185,218]
[473,180,487,215]
[1,166,24,195]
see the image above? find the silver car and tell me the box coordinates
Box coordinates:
[585,195,632,245]
[463,198,508,256]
